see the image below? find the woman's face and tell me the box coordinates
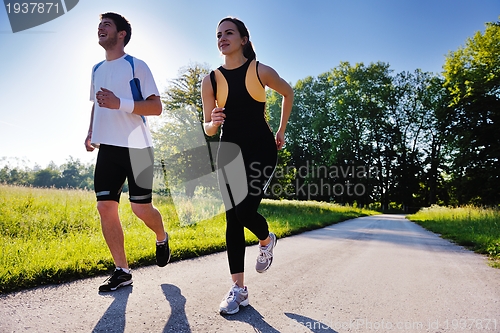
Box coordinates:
[216,20,247,56]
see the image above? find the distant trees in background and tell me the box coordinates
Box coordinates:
[2,19,498,210]
[0,157,94,190]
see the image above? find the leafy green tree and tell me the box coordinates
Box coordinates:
[418,76,449,206]
[269,74,336,200]
[441,19,500,205]
[33,165,59,188]
[0,165,33,186]
[58,157,94,189]
[153,63,214,197]
[388,70,440,211]
[268,61,446,209]
[329,62,393,206]
[266,90,297,199]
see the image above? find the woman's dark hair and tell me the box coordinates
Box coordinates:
[100,12,132,46]
[218,17,256,60]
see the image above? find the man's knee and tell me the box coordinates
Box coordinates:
[97,200,119,221]
[130,202,156,220]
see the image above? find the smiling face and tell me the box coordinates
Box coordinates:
[217,20,247,56]
[98,18,121,50]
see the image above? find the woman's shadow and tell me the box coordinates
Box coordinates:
[161,284,191,333]
[222,305,280,332]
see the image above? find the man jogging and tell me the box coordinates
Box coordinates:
[85,12,170,292]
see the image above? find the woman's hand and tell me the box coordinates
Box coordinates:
[276,129,285,150]
[210,107,226,127]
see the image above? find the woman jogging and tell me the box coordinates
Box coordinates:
[201,17,293,315]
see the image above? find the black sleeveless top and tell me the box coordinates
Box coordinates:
[211,59,271,143]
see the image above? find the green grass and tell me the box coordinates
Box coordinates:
[407,205,500,268]
[0,185,377,293]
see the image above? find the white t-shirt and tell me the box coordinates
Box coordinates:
[90,54,159,148]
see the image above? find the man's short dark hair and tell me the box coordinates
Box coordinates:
[100,12,132,46]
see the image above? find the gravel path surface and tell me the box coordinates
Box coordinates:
[1,214,499,332]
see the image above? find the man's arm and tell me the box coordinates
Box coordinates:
[130,95,162,116]
[85,104,95,152]
[95,88,162,116]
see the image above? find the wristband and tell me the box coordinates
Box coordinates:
[119,98,135,114]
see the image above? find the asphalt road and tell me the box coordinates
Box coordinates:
[1,214,499,333]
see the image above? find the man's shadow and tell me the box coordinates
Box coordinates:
[285,313,338,333]
[92,286,133,333]
[161,284,191,333]
[222,305,280,332]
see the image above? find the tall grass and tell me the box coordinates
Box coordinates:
[408,205,500,267]
[0,185,377,293]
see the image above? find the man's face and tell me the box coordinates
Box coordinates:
[98,18,119,49]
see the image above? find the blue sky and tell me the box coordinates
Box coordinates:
[0,0,499,168]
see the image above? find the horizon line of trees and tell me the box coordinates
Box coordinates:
[0,157,94,190]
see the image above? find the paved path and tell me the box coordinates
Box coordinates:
[1,215,499,332]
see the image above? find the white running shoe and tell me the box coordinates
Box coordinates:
[255,232,277,273]
[219,283,249,315]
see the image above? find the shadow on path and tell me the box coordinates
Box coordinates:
[162,284,191,333]
[222,305,280,332]
[285,312,339,332]
[92,285,133,333]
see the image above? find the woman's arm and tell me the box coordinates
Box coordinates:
[258,64,294,150]
[201,74,225,136]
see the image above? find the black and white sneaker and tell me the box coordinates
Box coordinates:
[156,233,171,267]
[99,268,132,292]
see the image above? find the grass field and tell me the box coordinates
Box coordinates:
[0,185,377,293]
[408,205,500,268]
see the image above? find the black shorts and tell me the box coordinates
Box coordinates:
[94,144,154,203]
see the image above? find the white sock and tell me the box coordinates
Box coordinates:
[156,233,167,245]
[117,267,130,274]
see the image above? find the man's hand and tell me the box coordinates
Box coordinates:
[85,132,94,152]
[96,87,120,109]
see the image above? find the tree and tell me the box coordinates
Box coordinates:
[388,69,443,211]
[33,165,59,188]
[153,63,214,197]
[441,19,500,205]
[328,62,393,206]
[58,157,94,189]
[267,61,446,209]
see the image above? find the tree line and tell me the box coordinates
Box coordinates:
[270,20,499,210]
[0,158,94,190]
[272,20,499,210]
